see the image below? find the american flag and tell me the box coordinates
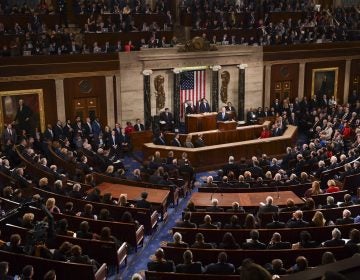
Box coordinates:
[180,70,206,118]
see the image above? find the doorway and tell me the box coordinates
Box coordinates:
[73,97,98,121]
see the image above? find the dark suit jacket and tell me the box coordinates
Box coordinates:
[199,102,211,113]
[147,260,175,272]
[206,206,224,212]
[217,112,229,121]
[136,199,151,209]
[3,129,17,144]
[205,262,235,275]
[185,105,196,115]
[176,220,197,228]
[134,123,145,131]
[258,204,279,216]
[323,239,345,247]
[267,241,291,249]
[266,221,286,229]
[242,240,266,250]
[199,223,218,229]
[286,218,309,228]
[176,262,203,274]
[336,217,354,225]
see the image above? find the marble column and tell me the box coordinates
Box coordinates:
[211,65,221,112]
[173,68,181,129]
[343,59,351,103]
[105,76,115,128]
[264,64,272,108]
[115,75,122,124]
[237,64,248,122]
[55,78,66,122]
[298,62,305,100]
[142,70,153,130]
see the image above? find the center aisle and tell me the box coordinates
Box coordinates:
[117,154,214,279]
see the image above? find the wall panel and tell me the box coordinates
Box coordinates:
[63,76,107,125]
[270,63,299,104]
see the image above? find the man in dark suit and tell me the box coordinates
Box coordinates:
[171,133,181,147]
[257,196,279,218]
[323,228,345,247]
[321,196,338,209]
[83,117,94,140]
[53,120,64,141]
[267,232,291,249]
[286,210,309,228]
[147,248,175,272]
[136,192,152,209]
[272,98,283,114]
[242,230,266,249]
[199,98,211,113]
[199,215,218,229]
[237,175,250,188]
[43,124,54,142]
[175,250,203,274]
[3,124,17,144]
[204,252,235,275]
[206,199,224,212]
[217,106,229,121]
[134,118,145,131]
[266,212,286,229]
[176,212,197,228]
[222,156,240,177]
[225,102,236,118]
[185,100,196,115]
[159,108,174,131]
[194,134,205,147]
[154,132,166,146]
[335,209,354,225]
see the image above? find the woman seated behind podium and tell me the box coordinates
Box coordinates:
[259,126,271,139]
[184,135,194,148]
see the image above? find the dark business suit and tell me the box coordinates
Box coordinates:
[204,262,235,275]
[134,123,145,131]
[199,102,211,113]
[147,260,175,272]
[176,262,203,274]
[136,198,151,209]
[217,112,229,121]
[3,128,17,144]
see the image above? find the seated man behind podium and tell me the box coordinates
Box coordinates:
[159,108,174,131]
[217,106,229,121]
[199,98,211,113]
[194,133,205,147]
[136,191,152,209]
[134,118,145,131]
[225,102,236,118]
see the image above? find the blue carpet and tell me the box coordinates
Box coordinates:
[110,154,215,279]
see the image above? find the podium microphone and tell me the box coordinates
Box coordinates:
[276,185,280,199]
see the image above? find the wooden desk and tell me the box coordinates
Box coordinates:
[96,182,169,214]
[185,113,217,133]
[145,125,297,170]
[130,130,153,151]
[190,191,303,208]
[217,121,237,131]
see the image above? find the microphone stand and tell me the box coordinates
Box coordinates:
[276,185,280,199]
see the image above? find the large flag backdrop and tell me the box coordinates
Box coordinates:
[180,69,206,118]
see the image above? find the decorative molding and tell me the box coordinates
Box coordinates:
[0,71,118,83]
[237,64,248,69]
[211,65,222,71]
[142,69,153,76]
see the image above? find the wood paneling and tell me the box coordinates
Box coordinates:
[264,42,360,61]
[0,79,57,130]
[0,53,119,77]
[350,59,360,96]
[63,76,107,125]
[270,63,299,103]
[304,60,346,103]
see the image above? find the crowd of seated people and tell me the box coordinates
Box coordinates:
[183,0,359,45]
